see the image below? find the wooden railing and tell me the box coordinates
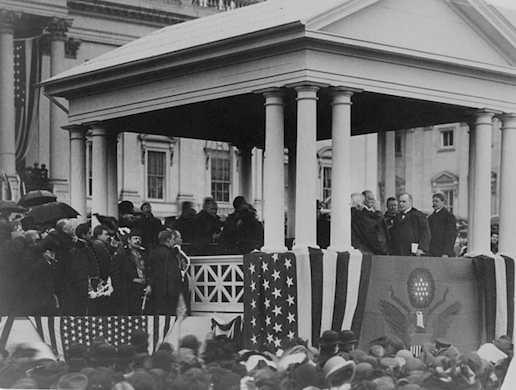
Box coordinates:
[188,255,244,314]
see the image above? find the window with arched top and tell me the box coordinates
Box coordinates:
[204,141,231,203]
[431,171,459,214]
[317,147,332,202]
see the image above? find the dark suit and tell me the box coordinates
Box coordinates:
[149,244,183,315]
[390,208,431,256]
[112,247,150,315]
[427,207,457,257]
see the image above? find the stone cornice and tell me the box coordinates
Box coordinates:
[68,0,196,27]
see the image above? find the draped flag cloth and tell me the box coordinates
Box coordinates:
[0,316,174,360]
[14,37,42,165]
[243,249,372,349]
[243,251,514,353]
[211,316,243,346]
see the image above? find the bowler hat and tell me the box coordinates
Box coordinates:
[339,330,358,346]
[318,330,339,347]
[130,329,149,352]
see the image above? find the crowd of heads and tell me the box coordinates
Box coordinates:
[0,328,512,390]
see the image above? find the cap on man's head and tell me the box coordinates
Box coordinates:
[128,228,142,238]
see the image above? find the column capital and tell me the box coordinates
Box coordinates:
[63,124,88,139]
[261,89,285,106]
[47,17,73,41]
[496,113,516,129]
[332,86,363,95]
[465,109,497,126]
[0,10,21,34]
[89,122,108,136]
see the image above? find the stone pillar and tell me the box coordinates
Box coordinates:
[328,88,355,252]
[91,124,109,224]
[48,18,72,196]
[467,111,494,254]
[261,89,287,253]
[238,145,253,203]
[293,85,319,249]
[0,10,21,198]
[468,125,476,242]
[385,131,396,199]
[68,126,87,223]
[107,133,119,218]
[497,114,516,257]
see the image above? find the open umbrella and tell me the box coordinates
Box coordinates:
[27,202,80,225]
[0,200,26,214]
[18,190,57,207]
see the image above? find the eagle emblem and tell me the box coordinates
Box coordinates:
[378,268,462,346]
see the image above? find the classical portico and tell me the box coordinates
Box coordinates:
[42,0,516,346]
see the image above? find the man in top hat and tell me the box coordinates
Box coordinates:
[111,228,152,315]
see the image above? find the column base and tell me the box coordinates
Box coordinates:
[261,245,288,254]
[292,244,320,251]
[327,245,355,253]
[48,179,70,204]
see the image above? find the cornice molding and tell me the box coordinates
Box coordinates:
[68,0,196,27]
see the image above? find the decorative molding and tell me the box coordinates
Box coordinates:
[47,17,73,40]
[65,37,82,59]
[0,9,21,34]
[68,0,195,27]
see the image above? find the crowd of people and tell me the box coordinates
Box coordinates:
[0,327,512,389]
[317,191,460,258]
[0,194,265,317]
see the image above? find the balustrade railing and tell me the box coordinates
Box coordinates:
[188,255,244,314]
[192,0,261,11]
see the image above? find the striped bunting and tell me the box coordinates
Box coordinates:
[27,316,175,360]
[243,249,371,348]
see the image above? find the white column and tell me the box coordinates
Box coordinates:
[261,89,287,253]
[293,85,319,249]
[468,111,494,254]
[238,146,253,203]
[91,124,109,223]
[107,133,118,218]
[385,131,396,199]
[48,19,72,199]
[0,11,20,183]
[468,124,476,243]
[328,88,355,252]
[68,126,87,223]
[497,114,516,257]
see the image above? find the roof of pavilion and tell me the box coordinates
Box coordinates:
[42,0,516,146]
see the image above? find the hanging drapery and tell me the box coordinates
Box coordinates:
[14,36,42,166]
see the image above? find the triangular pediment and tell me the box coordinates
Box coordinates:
[308,0,516,67]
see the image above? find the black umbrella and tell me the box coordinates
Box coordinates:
[19,190,57,207]
[0,200,26,214]
[27,202,80,225]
